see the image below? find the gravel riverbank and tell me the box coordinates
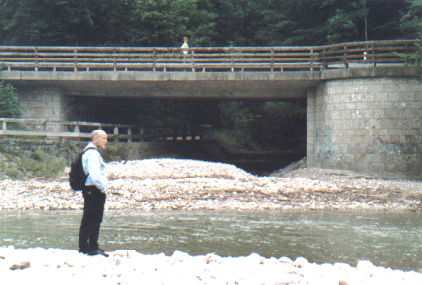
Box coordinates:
[0,158,421,212]
[1,247,421,285]
[2,159,422,284]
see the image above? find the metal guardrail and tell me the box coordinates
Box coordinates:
[0,40,416,73]
[0,118,212,142]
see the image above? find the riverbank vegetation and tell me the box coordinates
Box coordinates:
[0,145,66,179]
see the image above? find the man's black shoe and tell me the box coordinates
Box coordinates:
[98,249,109,257]
[87,249,109,257]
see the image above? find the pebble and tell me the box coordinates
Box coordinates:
[0,159,420,212]
[0,247,421,284]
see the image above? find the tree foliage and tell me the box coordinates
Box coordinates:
[0,0,415,47]
[0,80,21,118]
[399,0,422,74]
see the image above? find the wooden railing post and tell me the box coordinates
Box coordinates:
[2,120,6,131]
[113,48,117,72]
[343,45,348,68]
[371,42,376,67]
[34,47,39,72]
[74,48,78,72]
[140,127,144,142]
[114,127,119,142]
[153,48,157,72]
[310,48,314,72]
[128,127,132,143]
[322,48,327,69]
[271,48,274,72]
[230,48,234,72]
[191,50,195,72]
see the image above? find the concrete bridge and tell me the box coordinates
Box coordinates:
[1,40,421,180]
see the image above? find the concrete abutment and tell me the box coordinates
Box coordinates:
[307,77,422,180]
[16,86,68,131]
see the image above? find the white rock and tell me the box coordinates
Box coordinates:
[294,256,309,268]
[357,260,376,273]
[171,250,190,263]
[279,256,293,264]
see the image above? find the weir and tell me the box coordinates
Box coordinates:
[0,40,421,179]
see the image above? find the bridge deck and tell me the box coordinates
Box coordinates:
[0,40,417,99]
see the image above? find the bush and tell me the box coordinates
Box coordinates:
[0,65,21,118]
[102,143,124,162]
[21,149,66,178]
[5,167,19,179]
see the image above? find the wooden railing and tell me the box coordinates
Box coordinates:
[0,118,212,142]
[0,40,416,73]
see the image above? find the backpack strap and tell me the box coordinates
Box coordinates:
[81,146,100,176]
[83,146,99,154]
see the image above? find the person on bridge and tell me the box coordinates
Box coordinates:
[79,129,109,257]
[181,37,189,54]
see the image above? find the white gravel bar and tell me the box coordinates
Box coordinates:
[1,247,421,285]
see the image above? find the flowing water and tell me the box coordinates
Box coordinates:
[1,210,422,271]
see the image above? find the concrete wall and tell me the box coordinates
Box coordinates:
[16,86,68,131]
[307,77,422,180]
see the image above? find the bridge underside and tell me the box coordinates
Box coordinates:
[3,66,415,99]
[4,70,322,99]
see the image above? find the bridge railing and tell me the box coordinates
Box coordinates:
[318,40,416,68]
[0,118,212,142]
[0,40,416,73]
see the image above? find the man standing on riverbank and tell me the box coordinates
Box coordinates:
[79,130,109,257]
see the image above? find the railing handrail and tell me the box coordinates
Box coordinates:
[0,118,212,142]
[0,40,417,72]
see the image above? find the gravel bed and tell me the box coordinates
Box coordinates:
[0,158,420,212]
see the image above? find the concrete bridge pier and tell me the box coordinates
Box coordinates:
[16,86,68,131]
[307,77,422,180]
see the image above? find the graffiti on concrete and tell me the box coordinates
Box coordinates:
[316,125,336,161]
[368,137,417,156]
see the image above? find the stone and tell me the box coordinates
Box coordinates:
[9,261,31,270]
[279,256,293,264]
[357,260,375,272]
[294,257,309,268]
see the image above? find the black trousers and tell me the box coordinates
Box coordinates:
[79,186,106,253]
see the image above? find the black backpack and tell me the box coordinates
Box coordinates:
[69,147,97,191]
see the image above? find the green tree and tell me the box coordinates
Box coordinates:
[0,0,142,46]
[0,0,98,46]
[214,101,254,150]
[400,0,422,39]
[253,0,291,46]
[0,0,414,47]
[399,0,422,75]
[0,72,21,118]
[366,0,409,40]
[128,0,217,47]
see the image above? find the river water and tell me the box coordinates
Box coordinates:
[1,210,422,271]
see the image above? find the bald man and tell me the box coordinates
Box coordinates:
[79,130,109,257]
